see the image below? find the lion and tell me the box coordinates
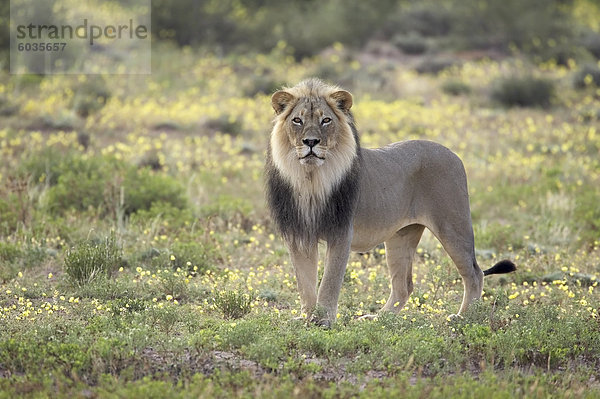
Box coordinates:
[265,78,516,326]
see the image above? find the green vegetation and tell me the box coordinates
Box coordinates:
[64,233,122,286]
[441,80,472,96]
[1,0,600,396]
[150,0,591,60]
[574,64,600,88]
[214,290,254,320]
[491,76,555,107]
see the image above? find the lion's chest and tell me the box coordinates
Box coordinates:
[292,172,334,225]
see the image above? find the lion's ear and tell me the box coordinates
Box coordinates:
[271,91,295,115]
[330,90,353,112]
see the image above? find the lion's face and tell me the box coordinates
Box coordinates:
[270,80,355,170]
[285,98,341,167]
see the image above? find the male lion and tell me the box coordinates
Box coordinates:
[265,78,516,326]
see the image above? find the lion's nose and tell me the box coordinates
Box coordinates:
[302,138,320,148]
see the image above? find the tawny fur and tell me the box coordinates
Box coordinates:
[265,78,516,326]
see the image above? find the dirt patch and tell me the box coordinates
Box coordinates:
[139,348,267,378]
[138,347,397,384]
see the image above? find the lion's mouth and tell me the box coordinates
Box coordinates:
[300,151,325,160]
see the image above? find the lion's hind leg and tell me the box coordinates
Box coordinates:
[380,224,425,313]
[434,224,484,316]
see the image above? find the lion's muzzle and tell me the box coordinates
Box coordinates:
[298,143,326,165]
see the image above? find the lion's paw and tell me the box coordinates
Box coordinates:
[309,314,332,329]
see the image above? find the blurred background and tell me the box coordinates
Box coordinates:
[149,0,600,61]
[2,0,600,75]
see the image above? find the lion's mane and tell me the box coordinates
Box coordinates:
[265,79,362,251]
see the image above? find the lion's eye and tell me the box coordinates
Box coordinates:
[321,117,332,125]
[292,117,303,125]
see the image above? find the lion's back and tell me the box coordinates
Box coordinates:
[360,140,466,193]
[352,140,469,250]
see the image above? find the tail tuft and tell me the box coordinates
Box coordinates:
[483,260,517,276]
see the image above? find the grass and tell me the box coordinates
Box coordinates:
[64,233,121,287]
[0,41,599,396]
[213,290,253,320]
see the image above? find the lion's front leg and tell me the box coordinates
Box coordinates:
[289,243,319,318]
[314,229,352,327]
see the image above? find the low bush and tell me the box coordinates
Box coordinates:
[415,58,457,75]
[0,242,22,282]
[20,147,76,186]
[0,339,90,377]
[64,233,122,286]
[0,241,50,282]
[213,290,253,320]
[71,77,111,118]
[0,242,21,263]
[130,201,194,230]
[123,167,188,215]
[581,32,600,59]
[198,194,252,220]
[574,187,600,245]
[45,155,120,214]
[0,96,18,116]
[43,154,188,216]
[573,64,600,89]
[0,197,20,235]
[442,80,471,96]
[168,241,218,274]
[490,76,555,107]
[393,34,428,55]
[204,115,243,136]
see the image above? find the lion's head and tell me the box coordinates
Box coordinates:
[270,79,358,177]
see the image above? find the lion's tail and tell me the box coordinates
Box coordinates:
[482,259,517,276]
